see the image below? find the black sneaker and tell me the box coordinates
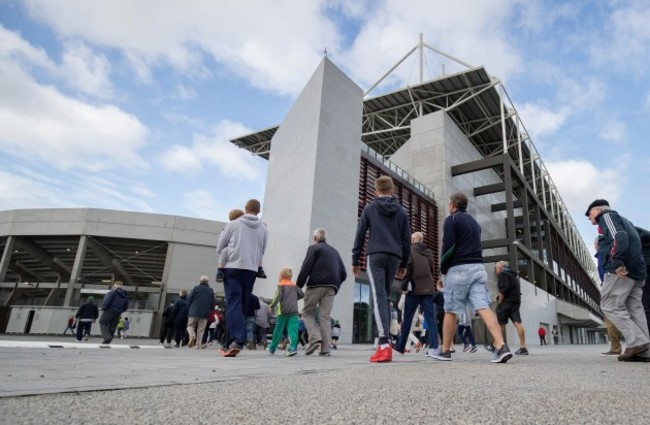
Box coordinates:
[490,344,513,363]
[515,347,529,355]
[435,350,452,361]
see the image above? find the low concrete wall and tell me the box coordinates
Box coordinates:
[6,306,155,337]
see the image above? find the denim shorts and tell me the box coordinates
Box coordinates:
[443,263,491,314]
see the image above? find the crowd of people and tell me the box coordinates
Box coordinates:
[64,179,650,365]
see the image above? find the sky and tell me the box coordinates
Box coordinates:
[1,0,649,254]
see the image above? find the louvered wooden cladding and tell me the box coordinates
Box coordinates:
[357,155,439,273]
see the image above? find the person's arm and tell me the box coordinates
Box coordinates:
[399,212,412,269]
[496,274,506,304]
[604,213,629,274]
[296,245,316,288]
[337,253,347,284]
[216,222,234,255]
[351,208,370,274]
[440,217,456,275]
[101,291,114,311]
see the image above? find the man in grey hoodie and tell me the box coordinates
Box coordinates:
[216,199,268,357]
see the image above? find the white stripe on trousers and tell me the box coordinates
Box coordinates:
[366,255,386,339]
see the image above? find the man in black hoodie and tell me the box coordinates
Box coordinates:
[495,261,528,355]
[352,176,411,363]
[99,281,128,344]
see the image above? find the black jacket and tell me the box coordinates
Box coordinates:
[172,295,189,324]
[596,210,646,281]
[497,267,521,305]
[188,282,215,318]
[636,227,650,271]
[162,303,175,324]
[352,196,411,268]
[401,243,435,295]
[101,287,129,313]
[297,241,347,293]
[75,302,99,320]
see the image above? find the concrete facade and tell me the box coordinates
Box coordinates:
[0,208,224,336]
[258,59,362,343]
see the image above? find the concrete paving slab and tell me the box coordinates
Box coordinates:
[0,336,649,424]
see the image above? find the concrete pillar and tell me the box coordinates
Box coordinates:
[259,58,363,343]
[64,235,88,306]
[152,242,175,338]
[0,235,15,283]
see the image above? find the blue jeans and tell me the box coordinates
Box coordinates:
[396,294,438,352]
[457,325,475,346]
[223,268,257,346]
[367,253,400,343]
[245,316,255,342]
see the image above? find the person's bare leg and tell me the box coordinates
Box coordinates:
[514,322,526,348]
[442,312,457,351]
[477,308,505,348]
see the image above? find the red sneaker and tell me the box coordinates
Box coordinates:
[370,345,392,362]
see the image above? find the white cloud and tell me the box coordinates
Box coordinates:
[158,120,261,181]
[589,1,650,73]
[60,42,113,97]
[545,159,620,212]
[340,0,523,92]
[23,0,341,96]
[182,189,228,221]
[0,59,149,171]
[599,117,626,143]
[518,103,569,138]
[0,169,154,212]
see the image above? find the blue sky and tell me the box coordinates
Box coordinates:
[1,0,649,252]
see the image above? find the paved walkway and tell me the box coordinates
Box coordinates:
[0,335,649,424]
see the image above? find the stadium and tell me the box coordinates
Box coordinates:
[1,40,602,345]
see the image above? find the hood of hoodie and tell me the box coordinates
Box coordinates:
[374,196,402,217]
[114,287,128,298]
[412,242,432,256]
[240,214,262,229]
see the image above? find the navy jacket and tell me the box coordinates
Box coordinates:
[172,295,189,324]
[162,303,175,324]
[352,196,411,268]
[297,241,347,294]
[101,287,129,313]
[188,282,215,318]
[596,210,646,281]
[440,209,482,274]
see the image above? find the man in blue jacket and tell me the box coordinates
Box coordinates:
[187,275,215,349]
[352,176,411,363]
[587,199,649,361]
[298,228,347,357]
[99,281,128,344]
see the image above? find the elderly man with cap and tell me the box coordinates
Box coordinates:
[586,199,649,362]
[75,295,99,342]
